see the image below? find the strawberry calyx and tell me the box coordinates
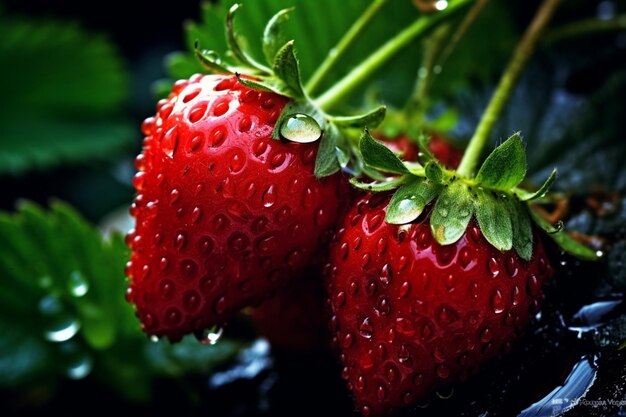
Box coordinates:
[194,4,386,178]
[351,129,599,261]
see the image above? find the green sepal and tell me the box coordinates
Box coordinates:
[476,132,527,191]
[314,123,341,177]
[417,133,436,163]
[475,191,513,251]
[518,168,557,201]
[335,146,350,168]
[329,106,387,129]
[263,8,294,66]
[236,74,290,96]
[430,181,474,245]
[272,41,305,98]
[529,209,599,260]
[194,43,233,74]
[359,130,410,175]
[425,161,443,183]
[386,179,442,224]
[505,198,533,261]
[271,101,325,140]
[226,4,270,72]
[349,176,409,192]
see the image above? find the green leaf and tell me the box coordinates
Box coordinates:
[314,124,341,177]
[272,40,305,98]
[329,106,387,129]
[194,45,233,74]
[226,4,270,72]
[359,130,410,175]
[476,133,527,191]
[263,8,294,65]
[518,168,557,201]
[430,181,474,245]
[506,199,533,261]
[0,15,133,175]
[425,161,443,183]
[529,209,599,261]
[475,191,513,251]
[386,179,441,224]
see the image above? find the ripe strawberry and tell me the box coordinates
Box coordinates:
[325,193,553,416]
[126,74,344,341]
[380,134,462,167]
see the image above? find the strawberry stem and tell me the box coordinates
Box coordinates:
[542,14,626,45]
[456,0,562,178]
[305,0,390,96]
[314,0,472,111]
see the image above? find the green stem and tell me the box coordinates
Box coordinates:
[314,0,472,111]
[543,15,626,45]
[305,0,389,96]
[456,0,562,178]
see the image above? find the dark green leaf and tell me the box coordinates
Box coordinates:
[314,124,341,177]
[475,191,513,251]
[360,130,410,175]
[272,41,304,98]
[529,209,599,260]
[194,45,233,74]
[518,168,557,201]
[430,182,474,245]
[226,4,269,72]
[263,8,294,65]
[425,161,443,183]
[0,15,132,175]
[386,179,441,224]
[236,74,291,96]
[329,106,387,129]
[506,198,533,261]
[476,133,527,191]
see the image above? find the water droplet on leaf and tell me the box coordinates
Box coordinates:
[280,114,322,143]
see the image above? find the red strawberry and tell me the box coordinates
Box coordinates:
[126,74,344,341]
[380,134,462,167]
[325,192,553,416]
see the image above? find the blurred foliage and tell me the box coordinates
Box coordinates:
[0,10,134,176]
[164,0,517,107]
[0,202,243,401]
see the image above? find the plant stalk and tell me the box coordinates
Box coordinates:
[456,0,562,177]
[314,0,472,111]
[305,0,389,96]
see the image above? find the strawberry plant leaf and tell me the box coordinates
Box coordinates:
[430,181,474,245]
[475,191,513,252]
[425,161,443,183]
[506,198,533,261]
[349,176,409,192]
[475,133,527,191]
[272,40,304,98]
[195,45,233,74]
[386,179,441,225]
[226,4,270,72]
[0,14,133,176]
[263,8,294,66]
[329,106,387,129]
[359,130,410,175]
[529,209,599,261]
[518,168,557,201]
[314,124,341,177]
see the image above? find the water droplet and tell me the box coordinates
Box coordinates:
[358,316,374,339]
[65,352,93,380]
[198,326,224,345]
[262,185,276,207]
[38,296,81,342]
[68,271,89,297]
[142,117,155,135]
[492,289,505,314]
[161,126,179,158]
[132,172,146,190]
[280,114,321,143]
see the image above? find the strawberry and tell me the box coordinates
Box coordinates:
[380,134,462,168]
[327,131,597,416]
[125,6,386,341]
[125,74,345,341]
[325,193,553,416]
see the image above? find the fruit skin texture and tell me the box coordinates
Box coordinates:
[326,193,553,417]
[126,74,344,341]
